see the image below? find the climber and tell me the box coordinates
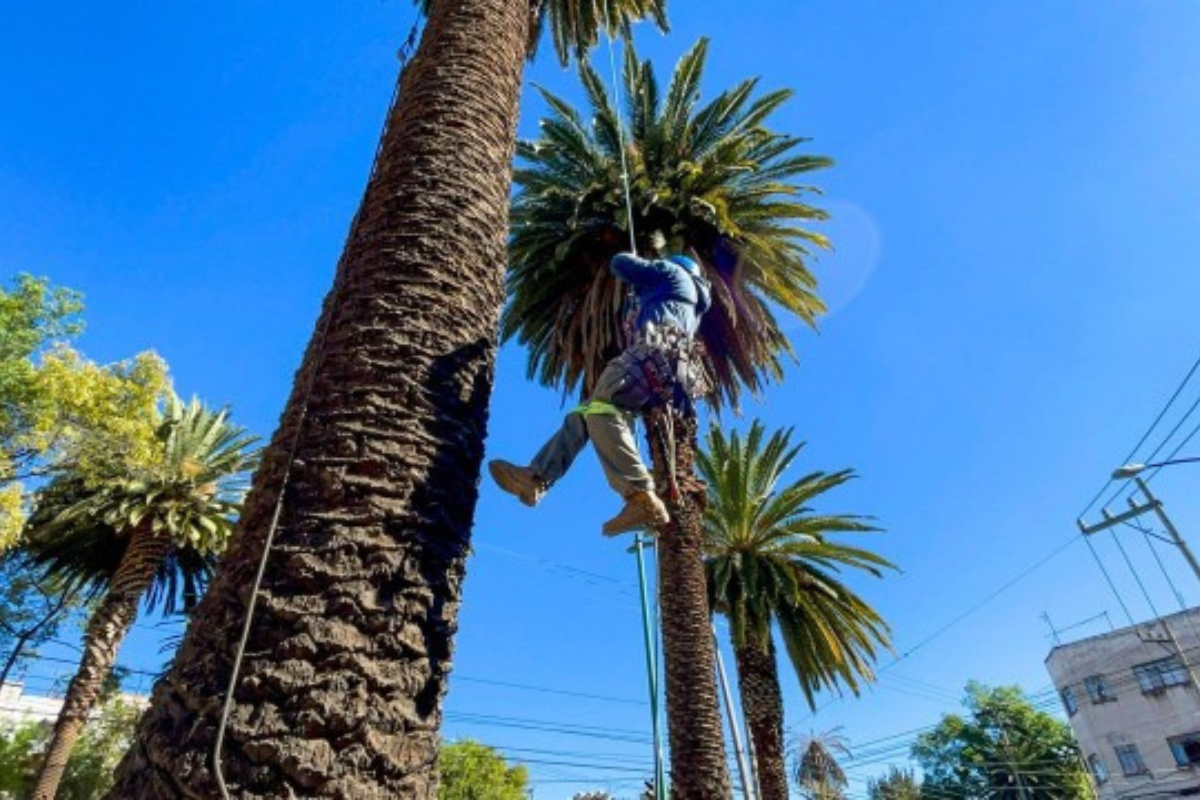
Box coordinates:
[488,251,711,536]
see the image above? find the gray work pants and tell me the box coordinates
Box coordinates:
[530,352,656,497]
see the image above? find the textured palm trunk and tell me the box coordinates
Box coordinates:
[106,2,528,798]
[32,523,171,800]
[645,409,733,799]
[733,637,788,800]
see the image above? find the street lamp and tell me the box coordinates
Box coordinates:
[1112,456,1200,480]
[1079,457,1200,586]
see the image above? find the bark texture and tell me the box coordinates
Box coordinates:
[645,409,733,799]
[33,525,172,800]
[734,637,788,800]
[106,2,528,797]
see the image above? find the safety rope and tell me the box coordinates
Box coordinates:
[211,22,420,797]
[602,14,669,799]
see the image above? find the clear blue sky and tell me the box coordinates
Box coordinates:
[3,1,1200,797]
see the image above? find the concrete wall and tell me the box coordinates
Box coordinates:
[1046,608,1200,798]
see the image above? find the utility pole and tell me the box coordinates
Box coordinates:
[1134,477,1200,585]
[1078,479,1200,688]
[713,626,755,800]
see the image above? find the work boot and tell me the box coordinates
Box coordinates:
[488,460,545,508]
[601,490,670,536]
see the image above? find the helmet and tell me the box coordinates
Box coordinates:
[666,254,700,275]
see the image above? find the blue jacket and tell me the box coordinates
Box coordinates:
[610,253,712,337]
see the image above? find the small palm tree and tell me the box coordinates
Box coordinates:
[794,728,851,800]
[504,38,832,793]
[698,421,893,800]
[21,396,258,799]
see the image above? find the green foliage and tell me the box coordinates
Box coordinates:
[0,274,169,552]
[794,729,850,800]
[912,683,1090,799]
[867,767,921,800]
[0,560,86,683]
[506,38,832,408]
[0,696,141,799]
[438,739,528,800]
[698,421,894,707]
[413,0,668,65]
[20,395,260,616]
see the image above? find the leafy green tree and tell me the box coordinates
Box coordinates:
[699,421,893,800]
[504,37,831,793]
[21,396,258,799]
[0,562,85,686]
[794,729,851,800]
[912,683,1090,799]
[112,2,674,794]
[867,766,921,800]
[0,696,141,800]
[438,740,528,800]
[0,274,167,552]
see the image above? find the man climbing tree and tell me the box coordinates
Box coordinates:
[489,251,710,534]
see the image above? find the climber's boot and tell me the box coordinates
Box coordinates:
[601,490,670,536]
[488,460,546,508]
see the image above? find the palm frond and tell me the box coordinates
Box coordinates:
[18,394,259,616]
[700,421,895,708]
[506,36,832,409]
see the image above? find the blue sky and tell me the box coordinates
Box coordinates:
[3,1,1200,796]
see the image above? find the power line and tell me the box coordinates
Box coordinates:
[1079,352,1200,518]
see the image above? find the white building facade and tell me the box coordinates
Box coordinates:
[1046,607,1200,799]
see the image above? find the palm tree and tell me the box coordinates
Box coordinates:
[106,4,669,798]
[504,38,831,796]
[698,422,893,800]
[794,729,851,800]
[19,397,258,800]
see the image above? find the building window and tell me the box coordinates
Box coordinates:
[1085,674,1115,703]
[1134,656,1190,693]
[1089,754,1109,784]
[1062,686,1078,715]
[1114,744,1148,776]
[1168,733,1200,768]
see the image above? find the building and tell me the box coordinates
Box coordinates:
[1046,607,1200,798]
[0,682,66,725]
[0,682,148,727]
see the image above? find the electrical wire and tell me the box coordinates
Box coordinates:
[1079,352,1200,518]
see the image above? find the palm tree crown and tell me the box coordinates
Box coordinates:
[794,728,851,800]
[415,0,668,65]
[697,420,894,707]
[505,37,832,408]
[22,395,259,613]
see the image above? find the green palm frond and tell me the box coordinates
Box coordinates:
[19,394,260,616]
[415,0,668,65]
[699,421,894,708]
[506,37,832,409]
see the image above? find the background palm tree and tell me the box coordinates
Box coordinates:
[698,421,893,800]
[19,397,257,800]
[107,3,670,797]
[794,728,851,800]
[504,38,833,796]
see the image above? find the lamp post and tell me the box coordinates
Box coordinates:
[1100,457,1200,585]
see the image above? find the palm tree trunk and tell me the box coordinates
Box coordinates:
[32,524,171,800]
[645,409,733,799]
[107,3,529,798]
[734,637,788,800]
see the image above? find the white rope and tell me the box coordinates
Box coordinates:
[603,9,638,254]
[211,31,416,797]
